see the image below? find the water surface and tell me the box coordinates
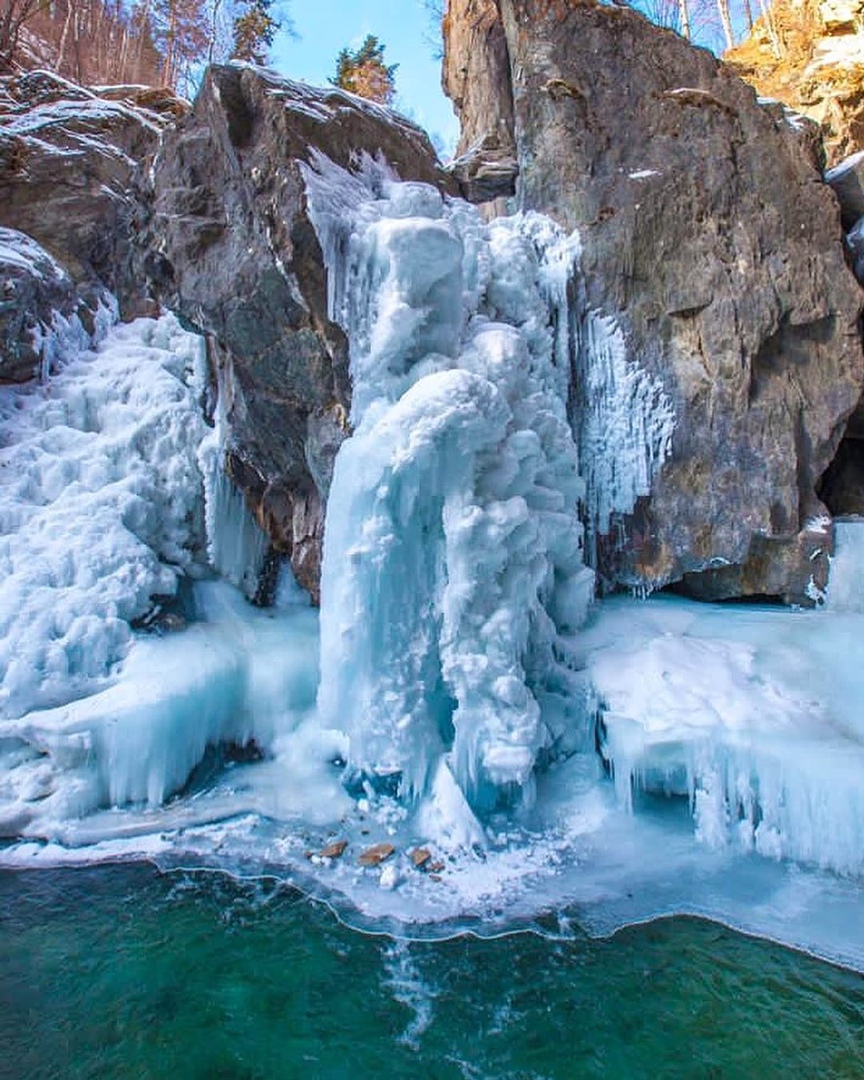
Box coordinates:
[2,864,863,1078]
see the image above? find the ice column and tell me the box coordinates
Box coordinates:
[305,156,595,813]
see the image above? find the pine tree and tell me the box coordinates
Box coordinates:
[231,0,277,64]
[152,0,209,91]
[332,34,397,105]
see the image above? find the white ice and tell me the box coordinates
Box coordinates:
[582,578,864,876]
[0,314,209,719]
[304,161,598,819]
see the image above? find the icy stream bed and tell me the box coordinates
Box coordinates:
[5,583,864,972]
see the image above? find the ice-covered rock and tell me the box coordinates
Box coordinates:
[148,64,455,601]
[0,314,208,719]
[0,228,113,383]
[584,593,864,875]
[0,69,177,316]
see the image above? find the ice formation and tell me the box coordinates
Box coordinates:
[0,228,115,381]
[6,158,864,971]
[584,589,864,876]
[303,160,598,815]
[0,305,321,833]
[0,314,209,719]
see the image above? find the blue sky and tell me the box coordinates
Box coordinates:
[270,0,460,156]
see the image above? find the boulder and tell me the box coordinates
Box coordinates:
[444,0,864,604]
[148,64,455,600]
[0,69,177,314]
[448,129,518,204]
[847,214,864,282]
[826,150,864,228]
[0,227,108,383]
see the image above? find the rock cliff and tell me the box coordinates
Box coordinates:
[147,65,454,599]
[444,0,864,603]
[0,64,453,598]
[0,71,182,381]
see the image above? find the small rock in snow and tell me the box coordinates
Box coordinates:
[358,842,395,866]
[319,839,348,859]
[410,847,432,869]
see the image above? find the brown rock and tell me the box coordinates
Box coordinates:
[319,840,348,859]
[727,0,864,168]
[358,842,395,867]
[410,847,432,869]
[0,69,176,312]
[444,0,864,604]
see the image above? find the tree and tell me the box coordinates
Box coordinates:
[231,0,278,64]
[0,0,49,70]
[679,0,691,38]
[332,34,397,105]
[152,0,210,91]
[716,0,735,48]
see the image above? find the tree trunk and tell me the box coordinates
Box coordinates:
[716,0,734,49]
[678,0,691,38]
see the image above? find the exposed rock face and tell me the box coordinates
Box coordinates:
[727,0,864,168]
[0,71,183,380]
[0,70,179,314]
[444,0,864,603]
[0,227,106,383]
[148,65,455,599]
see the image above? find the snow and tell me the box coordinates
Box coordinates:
[0,228,69,280]
[0,314,208,719]
[583,588,864,875]
[826,149,864,184]
[3,93,161,143]
[0,580,320,827]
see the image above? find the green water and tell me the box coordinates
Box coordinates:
[1,865,863,1079]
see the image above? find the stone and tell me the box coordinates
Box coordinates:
[448,126,518,204]
[826,151,864,228]
[319,839,348,859]
[0,69,177,315]
[409,847,432,869]
[148,65,455,601]
[358,842,395,867]
[0,227,104,383]
[444,0,864,604]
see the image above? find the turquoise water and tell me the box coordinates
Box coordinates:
[2,865,864,1078]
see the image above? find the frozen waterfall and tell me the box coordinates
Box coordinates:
[7,163,864,969]
[303,162,598,815]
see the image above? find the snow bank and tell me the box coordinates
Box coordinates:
[0,580,320,832]
[584,592,864,875]
[0,314,208,718]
